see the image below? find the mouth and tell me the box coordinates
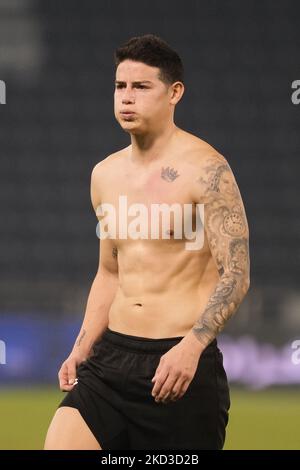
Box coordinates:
[120,111,135,118]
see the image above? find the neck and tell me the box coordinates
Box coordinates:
[129,122,178,165]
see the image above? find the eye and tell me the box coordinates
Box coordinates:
[115,84,148,89]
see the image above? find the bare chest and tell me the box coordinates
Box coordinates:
[98,162,205,247]
[104,163,194,206]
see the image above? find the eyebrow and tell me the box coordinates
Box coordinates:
[115,80,153,85]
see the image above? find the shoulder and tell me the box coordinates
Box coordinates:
[90,145,130,211]
[177,129,229,168]
[183,135,236,202]
[91,145,130,180]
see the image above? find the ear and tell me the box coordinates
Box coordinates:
[170,81,185,105]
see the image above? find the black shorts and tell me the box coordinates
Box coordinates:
[58,327,230,450]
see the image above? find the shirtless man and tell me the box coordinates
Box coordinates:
[44,34,250,450]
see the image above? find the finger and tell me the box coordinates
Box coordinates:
[58,360,77,391]
[60,383,75,392]
[60,377,79,392]
[59,370,75,391]
[161,390,173,404]
[170,378,190,401]
[59,372,74,392]
[66,360,77,385]
[151,362,164,383]
[150,361,164,389]
[59,374,78,391]
[155,375,179,402]
[178,380,190,399]
[151,369,169,398]
[58,365,69,389]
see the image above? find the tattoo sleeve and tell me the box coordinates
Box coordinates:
[192,154,250,348]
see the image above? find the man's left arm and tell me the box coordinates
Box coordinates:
[189,152,250,349]
[151,153,250,403]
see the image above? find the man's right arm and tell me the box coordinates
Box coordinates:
[58,162,119,391]
[70,237,119,358]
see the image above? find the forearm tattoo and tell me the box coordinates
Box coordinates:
[193,155,250,347]
[76,328,86,347]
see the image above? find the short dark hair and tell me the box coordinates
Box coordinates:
[114,34,184,86]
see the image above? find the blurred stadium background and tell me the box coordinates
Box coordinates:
[0,0,300,450]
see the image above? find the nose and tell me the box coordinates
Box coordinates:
[122,86,135,104]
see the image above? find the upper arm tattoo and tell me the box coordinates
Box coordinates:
[192,155,250,347]
[112,247,118,258]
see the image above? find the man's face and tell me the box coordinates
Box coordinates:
[114,60,172,134]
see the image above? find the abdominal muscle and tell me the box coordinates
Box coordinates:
[107,241,220,339]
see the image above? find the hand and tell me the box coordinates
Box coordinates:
[58,351,88,392]
[151,331,203,404]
